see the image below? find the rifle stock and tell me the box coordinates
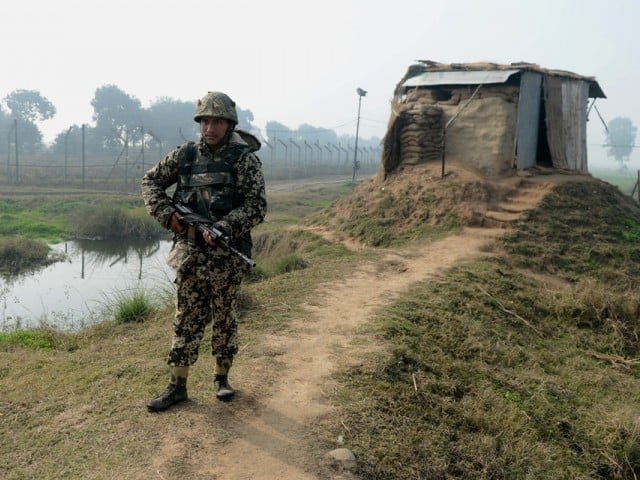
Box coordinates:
[173,204,256,268]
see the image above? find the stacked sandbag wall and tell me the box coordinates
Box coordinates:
[398,104,444,165]
[383,85,519,176]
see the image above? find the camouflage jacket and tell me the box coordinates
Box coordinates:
[141,132,267,240]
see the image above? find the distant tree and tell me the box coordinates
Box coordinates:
[50,124,86,155]
[3,89,56,152]
[0,105,9,155]
[143,97,199,150]
[294,123,339,144]
[144,97,256,148]
[4,89,56,123]
[236,105,255,132]
[605,117,637,168]
[265,121,293,142]
[91,85,142,152]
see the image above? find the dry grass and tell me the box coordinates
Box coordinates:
[0,181,365,479]
[315,174,640,479]
[3,172,640,479]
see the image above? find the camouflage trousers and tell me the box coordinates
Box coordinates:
[166,240,246,367]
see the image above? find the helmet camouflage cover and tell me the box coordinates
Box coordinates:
[193,91,238,124]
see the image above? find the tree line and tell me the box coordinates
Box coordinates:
[0,85,381,159]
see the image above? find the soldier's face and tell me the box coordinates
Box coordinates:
[200,117,231,146]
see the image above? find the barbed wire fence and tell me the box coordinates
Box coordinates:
[0,123,382,191]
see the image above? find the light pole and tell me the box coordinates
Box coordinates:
[352,87,367,185]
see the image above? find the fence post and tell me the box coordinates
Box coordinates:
[64,126,73,184]
[141,126,145,175]
[14,119,18,184]
[7,121,13,184]
[82,124,86,188]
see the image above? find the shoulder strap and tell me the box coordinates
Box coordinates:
[172,142,196,203]
[177,141,197,173]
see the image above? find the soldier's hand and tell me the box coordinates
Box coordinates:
[203,230,216,246]
[169,212,185,234]
[203,221,231,247]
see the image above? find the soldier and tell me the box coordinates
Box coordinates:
[142,91,267,412]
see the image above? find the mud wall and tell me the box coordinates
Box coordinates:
[386,85,519,177]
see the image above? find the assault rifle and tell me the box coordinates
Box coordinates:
[173,203,256,268]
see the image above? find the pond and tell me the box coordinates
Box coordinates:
[0,239,175,332]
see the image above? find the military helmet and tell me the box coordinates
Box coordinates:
[193,91,238,124]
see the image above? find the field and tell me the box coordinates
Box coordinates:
[2,166,640,479]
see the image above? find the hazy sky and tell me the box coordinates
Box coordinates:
[1,0,638,165]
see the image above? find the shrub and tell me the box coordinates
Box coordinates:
[112,290,155,324]
[0,237,53,275]
[70,204,164,240]
[274,254,308,274]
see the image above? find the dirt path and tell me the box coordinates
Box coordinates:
[150,175,558,480]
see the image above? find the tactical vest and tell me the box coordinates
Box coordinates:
[173,140,250,222]
[172,132,259,255]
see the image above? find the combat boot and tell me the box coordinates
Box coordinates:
[214,375,235,401]
[147,383,188,412]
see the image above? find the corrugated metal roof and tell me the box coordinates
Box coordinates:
[400,67,606,98]
[402,69,520,88]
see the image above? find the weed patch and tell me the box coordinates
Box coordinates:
[0,328,78,352]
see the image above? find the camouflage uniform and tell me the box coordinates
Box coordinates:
[141,131,266,368]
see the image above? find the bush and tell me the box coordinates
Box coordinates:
[112,290,155,324]
[0,236,53,275]
[70,204,165,240]
[246,264,268,282]
[274,254,308,274]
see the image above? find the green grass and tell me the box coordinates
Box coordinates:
[0,330,58,350]
[0,328,79,352]
[591,167,639,195]
[0,193,165,243]
[502,180,640,286]
[0,198,69,241]
[264,182,353,227]
[110,289,156,324]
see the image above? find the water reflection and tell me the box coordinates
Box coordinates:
[74,238,164,280]
[0,239,174,332]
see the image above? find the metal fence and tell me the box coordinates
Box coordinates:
[1,139,381,191]
[631,170,640,202]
